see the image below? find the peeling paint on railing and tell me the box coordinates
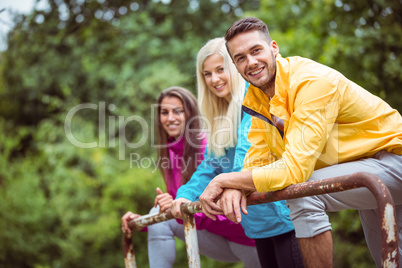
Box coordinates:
[123,172,399,268]
[122,233,136,268]
[247,172,399,268]
[182,204,201,268]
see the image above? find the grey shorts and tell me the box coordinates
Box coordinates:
[286,150,402,267]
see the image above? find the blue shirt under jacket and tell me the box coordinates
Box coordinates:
[176,105,295,239]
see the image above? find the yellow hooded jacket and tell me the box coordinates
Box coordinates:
[242,55,402,192]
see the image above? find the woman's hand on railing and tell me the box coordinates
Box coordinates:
[154,187,173,213]
[121,211,141,234]
[217,188,248,224]
[170,197,191,218]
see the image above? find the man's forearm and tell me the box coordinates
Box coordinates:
[215,170,256,191]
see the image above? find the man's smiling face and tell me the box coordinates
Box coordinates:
[227,30,279,93]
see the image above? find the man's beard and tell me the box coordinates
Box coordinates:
[249,74,275,95]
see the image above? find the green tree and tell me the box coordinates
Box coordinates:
[251,0,402,112]
[249,0,401,266]
[0,0,258,267]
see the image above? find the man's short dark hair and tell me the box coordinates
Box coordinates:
[225,17,272,43]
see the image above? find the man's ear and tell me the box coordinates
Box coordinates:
[271,40,279,57]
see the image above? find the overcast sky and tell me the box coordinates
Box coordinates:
[0,0,48,51]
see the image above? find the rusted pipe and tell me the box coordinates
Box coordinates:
[125,204,202,268]
[247,172,398,268]
[128,211,174,231]
[124,172,398,267]
[181,202,202,215]
[181,204,201,268]
[127,203,203,231]
[122,233,136,268]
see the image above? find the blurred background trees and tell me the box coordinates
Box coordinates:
[0,0,400,267]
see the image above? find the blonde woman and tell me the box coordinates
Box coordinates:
[121,87,261,267]
[171,38,304,268]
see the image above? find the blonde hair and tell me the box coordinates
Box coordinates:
[196,37,245,157]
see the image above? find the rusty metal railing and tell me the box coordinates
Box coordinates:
[123,172,399,267]
[123,202,203,268]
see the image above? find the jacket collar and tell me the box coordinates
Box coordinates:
[167,136,184,153]
[242,54,290,123]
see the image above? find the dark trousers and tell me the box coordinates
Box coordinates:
[254,230,304,268]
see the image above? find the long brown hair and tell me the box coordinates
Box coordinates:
[156,86,204,187]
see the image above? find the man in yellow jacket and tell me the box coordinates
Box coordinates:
[199,17,402,267]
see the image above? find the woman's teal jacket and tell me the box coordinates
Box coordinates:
[176,107,295,239]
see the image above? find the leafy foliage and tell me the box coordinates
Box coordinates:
[0,116,163,267]
[0,0,258,267]
[252,0,402,111]
[250,1,401,266]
